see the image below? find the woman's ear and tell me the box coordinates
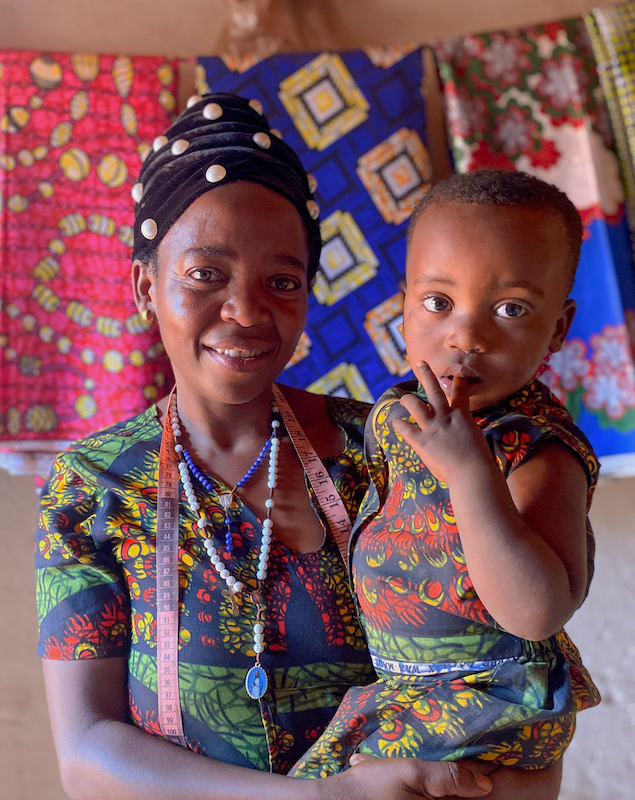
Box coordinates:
[132,259,155,321]
[549,298,576,353]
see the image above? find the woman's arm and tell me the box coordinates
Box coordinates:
[395,364,589,641]
[350,755,562,800]
[43,658,492,800]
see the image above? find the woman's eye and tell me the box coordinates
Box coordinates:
[270,277,301,291]
[190,268,217,282]
[495,302,527,318]
[423,296,450,312]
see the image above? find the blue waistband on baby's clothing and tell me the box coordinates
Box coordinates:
[370,652,518,677]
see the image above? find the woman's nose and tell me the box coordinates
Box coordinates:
[219,281,269,327]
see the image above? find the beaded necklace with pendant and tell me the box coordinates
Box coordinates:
[169,391,280,699]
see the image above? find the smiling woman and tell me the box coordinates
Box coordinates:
[34,93,495,800]
[134,184,310,409]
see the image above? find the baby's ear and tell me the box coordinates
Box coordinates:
[549,298,576,352]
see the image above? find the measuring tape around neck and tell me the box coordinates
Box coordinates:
[156,390,187,748]
[156,384,353,745]
[271,384,352,565]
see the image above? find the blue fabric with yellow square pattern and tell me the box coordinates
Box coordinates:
[197,47,429,402]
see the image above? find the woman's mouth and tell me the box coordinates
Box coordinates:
[211,347,266,359]
[204,344,273,370]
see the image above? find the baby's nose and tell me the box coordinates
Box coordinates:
[447,317,488,354]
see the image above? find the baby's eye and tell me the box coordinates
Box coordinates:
[423,296,450,312]
[495,302,527,318]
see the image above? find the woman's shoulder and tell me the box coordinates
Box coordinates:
[325,393,372,428]
[276,383,372,446]
[51,404,162,485]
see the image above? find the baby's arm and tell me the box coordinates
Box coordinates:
[394,362,588,641]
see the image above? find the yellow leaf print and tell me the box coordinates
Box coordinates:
[419,474,437,495]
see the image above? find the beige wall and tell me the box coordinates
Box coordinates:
[0,473,66,800]
[0,0,623,55]
[1,1,633,798]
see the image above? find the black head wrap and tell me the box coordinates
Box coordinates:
[132,92,321,280]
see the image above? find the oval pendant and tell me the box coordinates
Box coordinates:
[245,665,268,699]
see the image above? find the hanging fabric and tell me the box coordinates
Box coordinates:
[197,45,429,404]
[0,51,177,473]
[433,19,635,470]
[585,2,635,265]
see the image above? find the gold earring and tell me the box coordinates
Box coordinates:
[140,308,153,324]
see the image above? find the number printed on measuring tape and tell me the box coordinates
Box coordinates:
[156,395,188,749]
[271,385,352,565]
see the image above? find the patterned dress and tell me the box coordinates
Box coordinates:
[292,379,601,777]
[35,395,375,774]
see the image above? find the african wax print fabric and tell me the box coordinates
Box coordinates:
[291,380,600,777]
[586,3,635,263]
[35,394,375,774]
[0,51,176,473]
[197,46,428,405]
[433,20,635,464]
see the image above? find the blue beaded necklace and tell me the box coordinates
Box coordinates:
[173,401,280,700]
[182,438,272,554]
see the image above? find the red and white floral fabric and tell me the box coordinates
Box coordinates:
[434,19,635,464]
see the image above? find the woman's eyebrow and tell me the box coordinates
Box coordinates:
[271,254,306,269]
[183,247,305,270]
[183,246,234,259]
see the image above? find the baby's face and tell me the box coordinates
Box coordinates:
[404,202,576,411]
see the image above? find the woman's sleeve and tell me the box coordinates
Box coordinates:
[35,451,131,660]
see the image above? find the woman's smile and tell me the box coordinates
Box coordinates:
[203,342,275,370]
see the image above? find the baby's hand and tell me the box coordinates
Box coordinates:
[393,362,493,486]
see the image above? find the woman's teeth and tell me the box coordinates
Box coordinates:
[213,347,263,358]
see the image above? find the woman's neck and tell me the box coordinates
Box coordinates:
[164,382,276,464]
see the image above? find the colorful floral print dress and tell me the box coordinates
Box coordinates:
[35,395,375,774]
[292,379,600,777]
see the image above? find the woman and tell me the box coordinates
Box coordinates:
[36,93,498,799]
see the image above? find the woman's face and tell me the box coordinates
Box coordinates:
[134,182,310,407]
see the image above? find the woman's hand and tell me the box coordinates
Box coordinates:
[327,753,491,800]
[392,362,492,486]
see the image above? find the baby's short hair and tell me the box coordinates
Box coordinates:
[407,170,583,295]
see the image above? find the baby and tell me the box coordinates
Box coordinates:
[292,171,600,799]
